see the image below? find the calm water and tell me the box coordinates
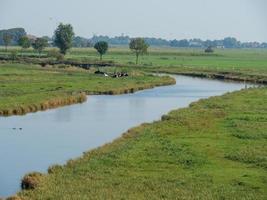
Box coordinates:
[0,75,250,197]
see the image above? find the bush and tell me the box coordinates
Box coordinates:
[205,46,214,53]
[21,172,44,190]
[10,50,18,60]
[47,49,64,61]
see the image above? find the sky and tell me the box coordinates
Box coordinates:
[0,0,267,42]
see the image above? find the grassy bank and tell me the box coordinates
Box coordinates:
[0,63,175,116]
[14,87,267,200]
[2,47,267,83]
[142,65,267,84]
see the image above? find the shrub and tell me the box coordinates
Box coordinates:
[21,172,44,190]
[47,49,64,61]
[10,50,18,60]
[205,46,214,53]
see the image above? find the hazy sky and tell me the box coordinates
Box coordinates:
[1,0,267,42]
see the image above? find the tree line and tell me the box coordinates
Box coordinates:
[1,28,267,49]
[1,24,149,64]
[73,35,267,49]
[53,24,148,64]
[72,36,267,49]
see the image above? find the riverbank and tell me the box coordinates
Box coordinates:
[141,66,267,84]
[0,63,175,116]
[14,86,267,200]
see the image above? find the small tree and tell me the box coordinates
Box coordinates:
[54,23,74,55]
[129,38,149,64]
[94,41,108,60]
[3,33,12,51]
[18,36,31,52]
[32,38,48,56]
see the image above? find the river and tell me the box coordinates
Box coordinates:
[0,75,250,197]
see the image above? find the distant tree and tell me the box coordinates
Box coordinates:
[94,41,108,60]
[129,38,149,64]
[178,39,189,47]
[3,33,12,51]
[203,40,214,48]
[41,36,51,41]
[90,35,109,44]
[170,39,179,47]
[42,36,52,46]
[0,28,26,46]
[169,39,189,47]
[223,37,238,48]
[86,40,94,47]
[261,43,267,48]
[54,23,74,55]
[73,36,91,48]
[18,36,31,51]
[143,37,169,46]
[32,38,48,56]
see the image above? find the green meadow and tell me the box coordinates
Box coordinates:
[66,47,267,70]
[1,46,267,71]
[0,47,266,199]
[17,87,267,200]
[0,63,175,116]
[66,47,267,82]
[1,46,267,82]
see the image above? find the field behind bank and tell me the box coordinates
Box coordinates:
[63,47,267,83]
[0,63,174,115]
[1,46,267,72]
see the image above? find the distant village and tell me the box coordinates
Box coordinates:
[1,27,267,49]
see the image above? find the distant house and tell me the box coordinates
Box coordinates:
[216,45,225,49]
[189,41,202,47]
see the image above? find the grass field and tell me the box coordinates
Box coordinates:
[67,47,267,70]
[60,47,267,83]
[16,87,267,200]
[1,46,267,82]
[1,47,266,199]
[0,63,175,116]
[1,46,267,70]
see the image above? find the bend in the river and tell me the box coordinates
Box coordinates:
[0,75,253,197]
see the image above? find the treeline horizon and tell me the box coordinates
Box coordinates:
[1,27,267,49]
